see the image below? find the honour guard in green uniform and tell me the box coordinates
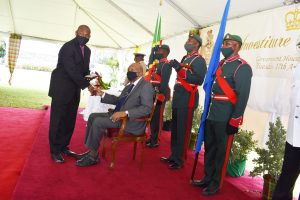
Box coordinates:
[145,45,172,148]
[192,34,252,196]
[160,30,207,169]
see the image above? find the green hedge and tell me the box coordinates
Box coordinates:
[22,64,53,72]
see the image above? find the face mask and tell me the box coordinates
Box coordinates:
[127,71,138,82]
[221,47,234,58]
[76,35,89,45]
[184,43,195,53]
[154,53,163,60]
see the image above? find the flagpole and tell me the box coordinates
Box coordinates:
[190,0,231,182]
[190,152,199,181]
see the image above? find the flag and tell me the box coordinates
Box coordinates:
[148,13,162,66]
[194,0,231,153]
[152,14,161,47]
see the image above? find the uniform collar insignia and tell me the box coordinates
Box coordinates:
[187,51,199,58]
[226,55,240,62]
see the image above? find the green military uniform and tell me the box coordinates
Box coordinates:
[170,50,207,166]
[148,54,172,145]
[203,34,252,191]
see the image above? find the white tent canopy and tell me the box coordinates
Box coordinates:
[0,0,285,49]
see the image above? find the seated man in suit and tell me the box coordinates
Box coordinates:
[76,63,154,167]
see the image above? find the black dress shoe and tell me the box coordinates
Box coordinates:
[146,139,151,145]
[191,179,210,188]
[168,163,183,170]
[160,157,175,164]
[51,153,64,163]
[76,151,91,160]
[202,186,219,196]
[62,149,79,158]
[146,142,159,148]
[76,154,99,167]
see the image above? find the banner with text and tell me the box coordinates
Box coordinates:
[200,5,300,116]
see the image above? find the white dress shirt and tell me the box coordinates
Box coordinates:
[286,64,300,147]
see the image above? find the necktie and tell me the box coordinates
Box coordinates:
[80,45,84,57]
[114,84,134,112]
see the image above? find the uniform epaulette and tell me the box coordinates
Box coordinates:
[237,58,248,65]
[195,53,202,58]
[234,58,250,78]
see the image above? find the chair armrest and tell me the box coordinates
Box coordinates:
[117,116,128,136]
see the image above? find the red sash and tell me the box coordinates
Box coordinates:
[215,60,237,105]
[177,78,198,108]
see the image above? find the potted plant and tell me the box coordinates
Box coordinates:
[226,129,257,177]
[249,117,286,200]
[162,99,172,131]
[188,106,203,150]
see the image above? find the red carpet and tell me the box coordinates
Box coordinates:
[12,108,262,200]
[0,107,47,200]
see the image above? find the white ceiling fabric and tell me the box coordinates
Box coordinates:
[0,0,284,49]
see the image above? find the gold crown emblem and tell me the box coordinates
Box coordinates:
[285,8,300,31]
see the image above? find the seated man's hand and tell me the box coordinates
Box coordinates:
[111,111,127,122]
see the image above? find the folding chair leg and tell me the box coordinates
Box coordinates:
[133,142,137,160]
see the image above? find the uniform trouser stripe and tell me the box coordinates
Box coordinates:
[220,134,234,188]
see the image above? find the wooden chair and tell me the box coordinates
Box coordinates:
[102,96,158,169]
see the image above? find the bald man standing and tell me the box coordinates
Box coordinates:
[48,25,92,163]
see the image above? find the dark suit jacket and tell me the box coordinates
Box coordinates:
[101,78,154,135]
[48,38,90,104]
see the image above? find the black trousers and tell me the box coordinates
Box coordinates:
[203,120,228,189]
[170,107,194,165]
[49,96,80,154]
[149,101,163,144]
[272,142,300,200]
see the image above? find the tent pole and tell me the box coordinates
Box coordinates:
[72,0,121,48]
[104,0,153,36]
[8,0,16,33]
[88,11,138,47]
[80,9,122,48]
[73,0,137,48]
[73,5,79,32]
[165,0,201,28]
